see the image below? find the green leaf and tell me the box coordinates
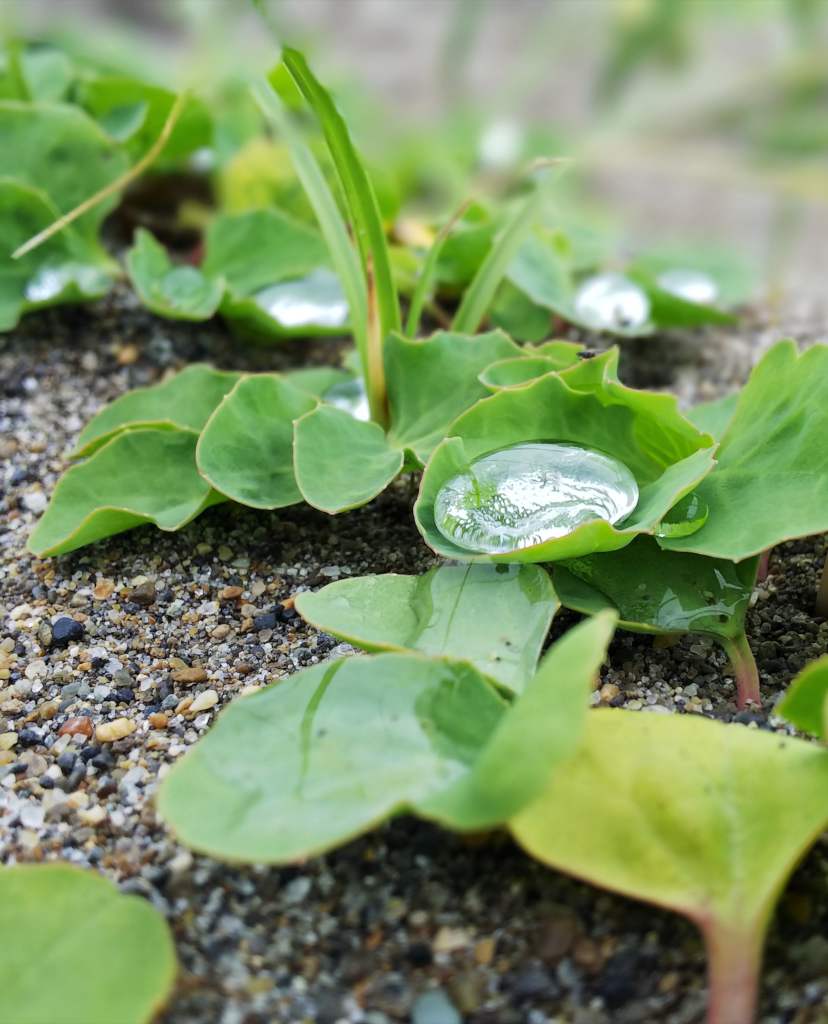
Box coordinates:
[505,232,575,322]
[126,229,224,322]
[686,393,738,440]
[29,428,217,557]
[630,243,755,306]
[74,364,241,457]
[77,76,210,163]
[0,178,112,332]
[19,48,75,103]
[202,210,329,297]
[452,191,541,335]
[659,342,828,560]
[0,864,176,1024]
[158,615,615,861]
[416,361,716,563]
[284,366,352,398]
[478,353,578,391]
[0,101,129,246]
[196,375,315,509]
[384,329,522,463]
[293,404,403,513]
[632,272,736,329]
[778,656,828,741]
[275,48,400,339]
[295,563,559,693]
[511,710,828,1023]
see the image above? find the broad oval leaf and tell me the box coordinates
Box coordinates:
[0,101,128,246]
[660,342,828,560]
[416,357,716,563]
[293,404,403,514]
[158,615,615,861]
[778,656,828,741]
[295,563,559,693]
[686,393,738,440]
[126,229,224,321]
[0,864,176,1024]
[28,428,217,557]
[74,364,241,457]
[196,374,315,509]
[384,328,522,463]
[511,711,828,1023]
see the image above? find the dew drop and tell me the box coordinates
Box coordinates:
[254,268,348,329]
[24,264,107,303]
[656,268,719,305]
[655,492,709,539]
[573,273,650,335]
[324,377,370,422]
[434,442,639,555]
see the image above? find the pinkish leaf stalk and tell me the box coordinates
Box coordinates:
[720,634,761,708]
[755,548,772,584]
[700,919,763,1024]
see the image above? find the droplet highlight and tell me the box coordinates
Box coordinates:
[434,442,639,555]
[254,268,348,329]
[656,268,719,306]
[655,492,709,539]
[324,377,370,422]
[573,273,650,335]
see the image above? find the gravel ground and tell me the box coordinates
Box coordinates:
[2,290,828,1024]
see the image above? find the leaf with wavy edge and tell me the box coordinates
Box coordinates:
[511,710,828,1024]
[415,357,716,563]
[157,614,615,862]
[778,656,828,741]
[295,563,559,693]
[74,364,241,457]
[0,864,176,1024]
[660,342,828,560]
[196,375,316,510]
[28,428,217,557]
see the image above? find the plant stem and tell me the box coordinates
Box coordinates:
[720,633,761,708]
[700,919,763,1024]
[364,257,389,428]
[816,552,828,618]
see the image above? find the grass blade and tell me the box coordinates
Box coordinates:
[404,200,471,338]
[274,48,400,341]
[451,189,540,335]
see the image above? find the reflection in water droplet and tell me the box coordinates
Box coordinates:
[434,442,639,555]
[573,273,650,335]
[478,120,523,170]
[324,377,370,422]
[655,492,709,539]
[254,268,348,329]
[656,268,719,305]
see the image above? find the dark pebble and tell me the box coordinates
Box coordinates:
[17,728,40,747]
[39,775,54,789]
[56,752,76,773]
[507,965,559,1001]
[253,612,279,631]
[91,751,114,770]
[79,746,101,763]
[9,763,26,775]
[50,616,84,647]
[113,688,135,703]
[59,766,85,792]
[406,941,433,967]
[595,949,641,1008]
[127,581,157,606]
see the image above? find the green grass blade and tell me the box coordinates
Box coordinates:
[274,48,400,340]
[451,189,540,335]
[252,78,375,409]
[405,200,470,338]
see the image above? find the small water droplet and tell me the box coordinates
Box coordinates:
[24,264,107,303]
[434,442,639,555]
[254,268,348,329]
[573,273,650,335]
[478,119,523,170]
[655,492,709,539]
[323,377,370,422]
[656,268,719,305]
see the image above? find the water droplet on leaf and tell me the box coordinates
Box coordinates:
[324,377,370,422]
[434,442,639,555]
[573,273,650,335]
[655,492,709,539]
[656,268,719,305]
[254,268,348,329]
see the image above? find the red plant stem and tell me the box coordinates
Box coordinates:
[816,552,828,618]
[701,919,764,1024]
[755,548,772,583]
[720,634,761,708]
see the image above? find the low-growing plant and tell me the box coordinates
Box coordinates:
[0,863,176,1024]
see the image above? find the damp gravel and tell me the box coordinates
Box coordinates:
[2,290,828,1024]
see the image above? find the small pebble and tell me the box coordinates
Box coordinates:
[49,617,84,648]
[95,718,137,743]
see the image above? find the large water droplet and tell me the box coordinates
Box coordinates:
[573,273,650,335]
[656,268,718,305]
[434,442,639,555]
[324,377,370,422]
[254,268,348,329]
